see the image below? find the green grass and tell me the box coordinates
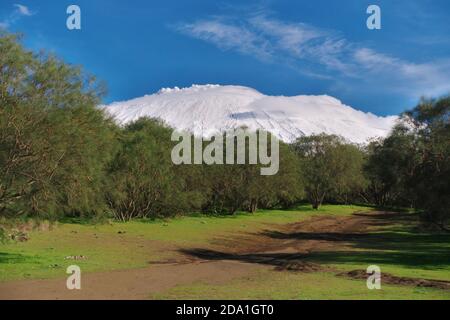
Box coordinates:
[150,207,450,300]
[0,205,364,282]
[1,204,449,300]
[152,269,450,300]
[304,214,450,281]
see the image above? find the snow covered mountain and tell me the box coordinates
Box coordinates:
[101,85,397,144]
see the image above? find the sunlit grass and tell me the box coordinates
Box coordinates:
[0,205,368,282]
[152,269,450,300]
[2,203,449,300]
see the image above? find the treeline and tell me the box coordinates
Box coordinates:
[1,33,449,227]
[364,97,450,227]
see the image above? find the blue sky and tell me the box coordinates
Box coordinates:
[1,0,449,115]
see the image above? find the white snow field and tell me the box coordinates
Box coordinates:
[101,84,397,144]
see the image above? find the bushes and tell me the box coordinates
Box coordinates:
[0,33,117,219]
[407,97,449,226]
[200,132,304,215]
[105,118,201,221]
[365,97,450,226]
[291,134,367,209]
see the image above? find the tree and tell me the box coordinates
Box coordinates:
[363,131,418,207]
[106,118,202,221]
[401,97,449,225]
[0,32,117,218]
[201,131,303,214]
[259,142,303,210]
[364,96,449,227]
[292,134,366,209]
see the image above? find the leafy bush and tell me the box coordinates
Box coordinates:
[0,32,117,219]
[105,118,202,220]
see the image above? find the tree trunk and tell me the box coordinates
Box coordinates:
[311,192,325,210]
[249,200,258,213]
[312,202,319,210]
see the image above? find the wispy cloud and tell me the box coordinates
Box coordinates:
[177,19,272,61]
[0,4,35,29]
[14,4,34,16]
[354,48,450,96]
[175,13,450,100]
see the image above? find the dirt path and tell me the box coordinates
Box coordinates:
[179,211,383,271]
[0,260,262,300]
[0,211,448,299]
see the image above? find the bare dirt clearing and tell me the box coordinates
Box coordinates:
[181,211,450,290]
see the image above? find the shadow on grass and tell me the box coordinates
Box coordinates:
[263,213,450,269]
[136,209,299,224]
[180,211,450,271]
[57,217,105,225]
[0,252,30,264]
[308,248,450,269]
[179,248,315,270]
[181,242,450,270]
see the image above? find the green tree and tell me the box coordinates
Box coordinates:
[364,96,449,227]
[292,134,366,209]
[106,118,201,221]
[202,131,303,214]
[401,97,449,225]
[0,32,117,218]
[363,131,418,207]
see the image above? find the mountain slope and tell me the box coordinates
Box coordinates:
[101,85,397,143]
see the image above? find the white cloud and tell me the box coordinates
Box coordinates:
[249,15,324,56]
[0,4,34,29]
[14,4,34,16]
[354,48,399,69]
[354,48,450,96]
[176,15,358,76]
[177,19,272,60]
[176,14,450,99]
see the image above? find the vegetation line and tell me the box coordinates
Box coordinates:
[0,32,449,241]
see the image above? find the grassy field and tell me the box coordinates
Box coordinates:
[152,270,450,300]
[1,204,449,299]
[0,205,357,282]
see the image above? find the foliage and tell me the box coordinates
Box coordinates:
[201,131,303,214]
[292,134,367,209]
[364,96,449,226]
[0,32,117,219]
[1,31,448,226]
[105,118,202,221]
